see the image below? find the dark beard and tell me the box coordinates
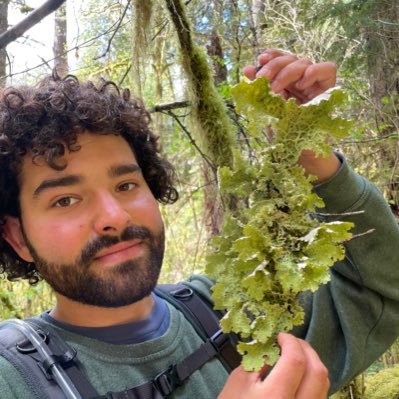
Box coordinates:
[22,225,164,307]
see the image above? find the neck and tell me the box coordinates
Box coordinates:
[49,294,154,327]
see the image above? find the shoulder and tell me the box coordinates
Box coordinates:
[184,274,214,302]
[0,352,34,399]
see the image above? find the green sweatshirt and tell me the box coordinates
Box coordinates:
[1,158,399,398]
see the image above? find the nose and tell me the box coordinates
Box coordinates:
[92,192,131,235]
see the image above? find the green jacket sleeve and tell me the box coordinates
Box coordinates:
[294,155,399,393]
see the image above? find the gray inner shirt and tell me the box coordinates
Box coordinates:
[40,293,170,345]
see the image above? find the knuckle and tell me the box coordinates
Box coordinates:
[289,353,306,370]
[297,57,312,64]
[313,363,329,380]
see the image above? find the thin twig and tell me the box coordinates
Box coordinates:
[344,229,376,243]
[341,133,399,145]
[166,110,216,171]
[2,20,125,79]
[310,210,365,217]
[94,0,132,60]
[118,63,132,86]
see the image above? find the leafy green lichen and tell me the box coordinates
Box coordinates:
[205,78,354,371]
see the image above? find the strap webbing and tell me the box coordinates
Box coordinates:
[100,329,230,398]
[155,283,241,371]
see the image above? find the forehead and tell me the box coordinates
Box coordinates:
[19,133,137,187]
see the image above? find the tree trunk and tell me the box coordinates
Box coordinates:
[364,1,399,215]
[206,30,227,86]
[247,0,267,60]
[0,0,9,86]
[53,2,68,76]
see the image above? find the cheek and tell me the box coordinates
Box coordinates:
[24,218,88,260]
[132,195,163,231]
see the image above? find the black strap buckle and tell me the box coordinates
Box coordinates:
[153,364,183,398]
[210,329,230,352]
[38,349,77,380]
[16,329,49,354]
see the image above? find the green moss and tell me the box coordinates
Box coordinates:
[165,0,235,169]
[365,366,399,399]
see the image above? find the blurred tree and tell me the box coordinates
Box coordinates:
[53,1,68,76]
[0,0,9,86]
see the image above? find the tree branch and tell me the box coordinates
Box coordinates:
[0,0,66,50]
[94,0,132,60]
[1,19,124,79]
[165,109,216,171]
[148,100,191,113]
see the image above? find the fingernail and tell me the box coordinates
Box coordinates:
[258,52,272,61]
[257,67,272,79]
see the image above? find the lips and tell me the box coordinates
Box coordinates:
[94,240,143,263]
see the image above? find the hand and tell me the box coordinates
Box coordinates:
[218,333,330,399]
[243,49,341,182]
[243,49,337,104]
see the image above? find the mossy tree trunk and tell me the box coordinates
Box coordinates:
[164,0,237,233]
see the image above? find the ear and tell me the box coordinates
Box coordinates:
[2,216,34,262]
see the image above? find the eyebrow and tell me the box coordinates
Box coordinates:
[108,163,142,178]
[32,164,142,198]
[33,175,82,198]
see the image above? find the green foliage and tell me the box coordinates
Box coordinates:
[365,366,399,399]
[206,78,354,371]
[0,280,55,320]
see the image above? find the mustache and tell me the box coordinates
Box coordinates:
[79,225,153,266]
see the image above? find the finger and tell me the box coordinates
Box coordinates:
[285,89,308,104]
[296,62,337,90]
[218,365,270,399]
[260,333,307,397]
[269,58,313,93]
[257,48,291,65]
[295,340,330,399]
[302,87,326,101]
[256,54,298,81]
[242,65,257,81]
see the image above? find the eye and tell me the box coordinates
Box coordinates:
[53,197,79,208]
[117,182,137,192]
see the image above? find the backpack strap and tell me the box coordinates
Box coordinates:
[154,283,241,371]
[27,318,100,399]
[96,283,241,398]
[0,319,99,399]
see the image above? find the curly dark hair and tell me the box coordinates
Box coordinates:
[0,72,178,284]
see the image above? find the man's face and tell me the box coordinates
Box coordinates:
[7,133,165,307]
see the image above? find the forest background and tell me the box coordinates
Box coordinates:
[0,0,399,398]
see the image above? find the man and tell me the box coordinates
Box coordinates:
[0,50,398,399]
